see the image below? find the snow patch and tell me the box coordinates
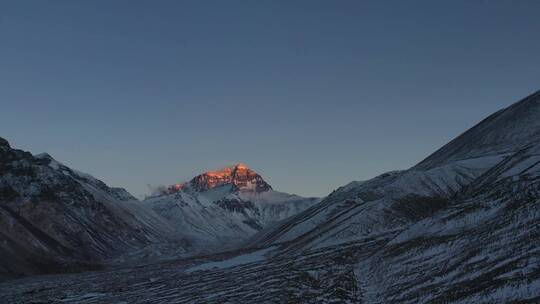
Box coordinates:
[186,247,275,273]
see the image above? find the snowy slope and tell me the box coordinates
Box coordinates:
[355,140,540,303]
[415,90,540,170]
[248,90,540,252]
[235,90,540,302]
[247,154,505,251]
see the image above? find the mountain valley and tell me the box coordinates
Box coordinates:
[1,91,539,303]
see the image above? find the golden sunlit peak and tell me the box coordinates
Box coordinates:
[184,162,271,192]
[203,163,251,177]
[233,163,249,170]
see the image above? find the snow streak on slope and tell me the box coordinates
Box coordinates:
[185,246,275,273]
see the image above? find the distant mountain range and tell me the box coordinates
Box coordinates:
[0,143,317,280]
[1,90,539,303]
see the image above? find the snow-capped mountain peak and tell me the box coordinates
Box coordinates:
[145,163,319,252]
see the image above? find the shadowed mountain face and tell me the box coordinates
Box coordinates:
[0,140,184,280]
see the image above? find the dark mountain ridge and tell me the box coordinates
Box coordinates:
[0,140,182,280]
[415,90,540,170]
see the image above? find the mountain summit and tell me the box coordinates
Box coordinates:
[167,163,272,194]
[146,163,319,251]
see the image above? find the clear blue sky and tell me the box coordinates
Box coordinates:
[1,1,539,198]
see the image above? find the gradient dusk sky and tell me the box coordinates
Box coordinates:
[1,1,539,198]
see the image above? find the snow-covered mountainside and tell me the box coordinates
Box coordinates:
[145,164,320,251]
[0,140,184,280]
[354,140,540,303]
[248,91,540,251]
[236,90,540,302]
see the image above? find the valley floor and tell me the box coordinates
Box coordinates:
[0,235,392,304]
